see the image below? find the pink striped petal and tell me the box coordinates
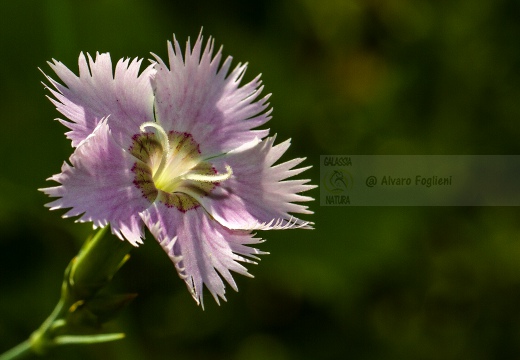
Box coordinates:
[197,137,316,231]
[141,202,265,307]
[43,53,155,148]
[40,119,150,245]
[151,33,270,157]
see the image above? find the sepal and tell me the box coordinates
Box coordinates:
[68,226,133,299]
[67,294,138,328]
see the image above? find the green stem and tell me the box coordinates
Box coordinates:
[0,340,33,360]
[0,226,135,359]
[29,298,70,355]
[0,278,71,360]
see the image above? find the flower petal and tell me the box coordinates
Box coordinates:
[195,137,316,231]
[40,119,150,245]
[152,33,270,157]
[43,53,155,148]
[141,203,265,307]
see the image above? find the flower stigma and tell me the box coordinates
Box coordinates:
[130,122,233,211]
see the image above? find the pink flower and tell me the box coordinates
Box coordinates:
[41,33,315,306]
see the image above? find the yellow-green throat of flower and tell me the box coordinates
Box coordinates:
[130,122,232,211]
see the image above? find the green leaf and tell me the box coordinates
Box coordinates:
[53,333,125,346]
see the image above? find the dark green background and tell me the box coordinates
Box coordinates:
[2,0,520,359]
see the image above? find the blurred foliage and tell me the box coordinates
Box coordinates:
[1,0,520,359]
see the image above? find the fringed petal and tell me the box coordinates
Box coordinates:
[42,53,155,147]
[40,119,150,245]
[141,203,265,307]
[152,32,270,157]
[197,136,316,231]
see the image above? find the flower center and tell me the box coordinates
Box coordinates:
[129,122,232,211]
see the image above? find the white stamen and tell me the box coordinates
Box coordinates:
[182,165,233,183]
[140,122,171,179]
